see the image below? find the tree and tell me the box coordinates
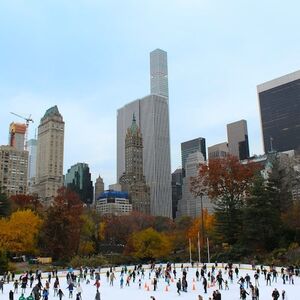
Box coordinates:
[194,156,259,244]
[0,192,10,217]
[128,228,171,260]
[39,187,83,261]
[0,210,42,254]
[243,174,281,251]
[10,194,42,213]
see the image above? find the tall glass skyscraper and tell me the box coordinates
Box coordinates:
[117,49,172,217]
[150,49,169,99]
[257,70,300,153]
[181,138,206,177]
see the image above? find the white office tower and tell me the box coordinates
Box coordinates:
[27,139,37,192]
[150,49,169,99]
[117,49,171,217]
[176,152,213,218]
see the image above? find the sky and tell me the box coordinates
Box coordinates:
[1,0,300,187]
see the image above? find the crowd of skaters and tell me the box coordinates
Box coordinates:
[0,262,299,300]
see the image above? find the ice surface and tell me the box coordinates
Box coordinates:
[1,264,299,300]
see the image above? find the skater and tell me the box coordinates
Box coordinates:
[109,272,116,286]
[240,288,249,300]
[95,290,100,300]
[14,280,19,294]
[153,277,157,291]
[58,289,64,300]
[0,278,4,293]
[76,283,82,299]
[67,282,74,298]
[203,276,207,294]
[9,290,14,300]
[198,296,203,300]
[282,290,286,300]
[18,294,26,300]
[271,288,280,300]
[266,273,272,286]
[26,293,34,300]
[42,288,49,300]
[120,277,124,288]
[176,279,181,295]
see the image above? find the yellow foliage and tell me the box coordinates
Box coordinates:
[98,222,106,241]
[0,210,42,254]
[130,227,171,260]
[78,241,95,256]
[187,209,215,242]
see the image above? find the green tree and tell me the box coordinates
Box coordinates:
[243,174,281,251]
[193,156,259,245]
[0,192,10,217]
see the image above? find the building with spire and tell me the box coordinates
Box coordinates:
[119,114,150,214]
[34,105,64,204]
[117,49,172,217]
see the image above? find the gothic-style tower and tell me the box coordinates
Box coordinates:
[119,114,150,214]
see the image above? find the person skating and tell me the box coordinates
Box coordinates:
[58,289,64,300]
[42,288,49,300]
[240,288,249,300]
[18,294,26,300]
[26,293,34,300]
[266,273,272,286]
[9,290,14,300]
[176,278,181,295]
[14,280,19,294]
[198,295,204,300]
[271,288,280,300]
[153,277,157,291]
[76,283,82,299]
[203,276,207,294]
[67,282,74,298]
[282,290,286,300]
[95,290,100,300]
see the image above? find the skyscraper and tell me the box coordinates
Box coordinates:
[9,122,26,151]
[171,168,183,219]
[150,49,169,98]
[27,138,37,192]
[0,145,28,197]
[117,95,171,217]
[176,152,213,218]
[227,120,250,160]
[208,142,229,160]
[257,70,300,153]
[181,138,206,177]
[34,106,64,204]
[94,175,104,201]
[119,115,150,214]
[117,49,172,217]
[65,163,93,205]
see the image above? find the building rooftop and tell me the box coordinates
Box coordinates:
[41,105,62,121]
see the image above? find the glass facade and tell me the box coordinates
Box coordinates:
[181,138,206,177]
[259,79,300,153]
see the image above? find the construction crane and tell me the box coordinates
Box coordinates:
[10,112,34,150]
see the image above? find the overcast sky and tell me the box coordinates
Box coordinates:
[1,0,300,187]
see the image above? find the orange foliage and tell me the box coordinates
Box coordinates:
[187,209,215,241]
[0,210,43,254]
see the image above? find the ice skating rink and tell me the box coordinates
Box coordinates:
[1,265,299,300]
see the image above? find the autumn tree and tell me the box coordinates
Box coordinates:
[10,194,42,213]
[0,210,42,254]
[39,187,83,261]
[193,156,259,244]
[128,228,171,261]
